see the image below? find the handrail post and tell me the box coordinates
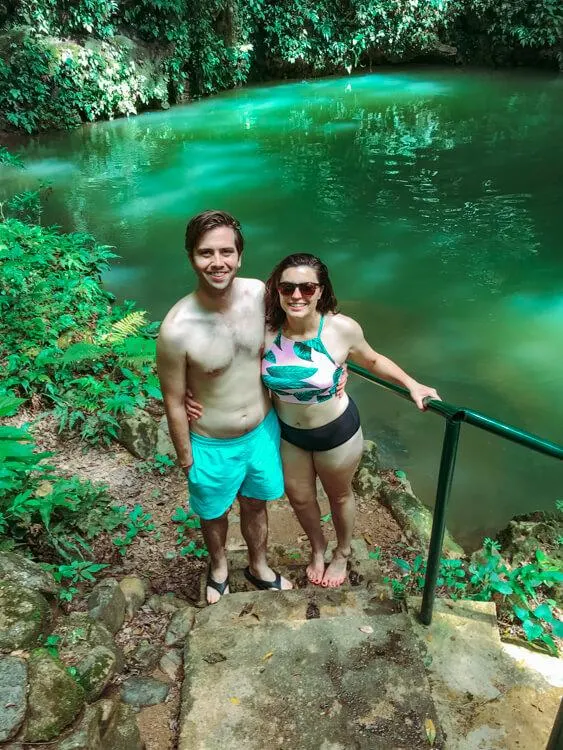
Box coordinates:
[546,697,563,750]
[420,416,462,625]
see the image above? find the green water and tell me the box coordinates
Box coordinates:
[3,67,562,548]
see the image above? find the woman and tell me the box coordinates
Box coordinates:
[262,253,440,588]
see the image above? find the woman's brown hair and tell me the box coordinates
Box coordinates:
[264,253,338,331]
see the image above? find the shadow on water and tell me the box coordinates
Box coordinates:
[2,66,562,547]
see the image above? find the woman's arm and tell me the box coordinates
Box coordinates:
[345,318,440,410]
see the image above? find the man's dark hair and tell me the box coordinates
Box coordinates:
[264,253,339,331]
[185,210,244,258]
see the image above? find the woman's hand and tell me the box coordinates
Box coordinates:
[185,388,204,421]
[336,363,348,398]
[408,382,441,411]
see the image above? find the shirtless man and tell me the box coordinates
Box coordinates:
[157,210,292,604]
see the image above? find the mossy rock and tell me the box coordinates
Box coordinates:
[0,551,58,597]
[0,581,52,651]
[54,612,124,672]
[22,649,85,742]
[75,645,119,702]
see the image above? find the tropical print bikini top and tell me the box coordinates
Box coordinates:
[261,316,343,404]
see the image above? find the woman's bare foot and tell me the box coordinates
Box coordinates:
[321,552,348,588]
[306,550,326,585]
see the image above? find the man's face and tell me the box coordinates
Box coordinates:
[191,226,241,292]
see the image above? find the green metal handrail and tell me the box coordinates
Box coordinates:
[347,361,562,612]
[347,361,563,748]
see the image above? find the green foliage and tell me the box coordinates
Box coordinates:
[112,503,157,556]
[171,506,208,558]
[0,218,160,445]
[386,534,563,655]
[1,0,561,133]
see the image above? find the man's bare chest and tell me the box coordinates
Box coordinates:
[185,309,264,375]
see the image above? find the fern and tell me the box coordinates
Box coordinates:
[102,311,147,344]
[0,394,25,417]
[61,342,105,365]
[114,336,156,367]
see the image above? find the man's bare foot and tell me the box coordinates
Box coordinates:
[321,553,348,588]
[306,550,326,585]
[207,565,229,604]
[244,565,293,590]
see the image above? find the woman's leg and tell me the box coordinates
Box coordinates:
[281,438,326,584]
[314,427,364,587]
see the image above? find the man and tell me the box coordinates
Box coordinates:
[157,210,292,604]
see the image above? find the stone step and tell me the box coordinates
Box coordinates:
[179,607,444,750]
[193,587,400,632]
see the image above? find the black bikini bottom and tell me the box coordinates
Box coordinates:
[279,397,361,452]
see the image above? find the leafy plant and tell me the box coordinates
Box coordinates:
[112,504,157,556]
[171,506,208,557]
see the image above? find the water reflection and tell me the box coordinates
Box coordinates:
[3,68,562,546]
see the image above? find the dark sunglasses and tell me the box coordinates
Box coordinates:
[277,282,321,297]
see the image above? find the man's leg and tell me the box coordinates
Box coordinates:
[238,496,292,590]
[200,512,229,604]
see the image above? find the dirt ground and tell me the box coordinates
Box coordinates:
[10,411,408,750]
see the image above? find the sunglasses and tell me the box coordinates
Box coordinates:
[277,282,321,297]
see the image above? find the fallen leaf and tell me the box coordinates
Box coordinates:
[363,533,373,546]
[262,651,274,661]
[35,480,53,498]
[425,718,436,745]
[230,697,240,705]
[359,626,373,634]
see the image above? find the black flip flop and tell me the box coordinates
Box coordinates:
[244,566,282,591]
[206,570,229,597]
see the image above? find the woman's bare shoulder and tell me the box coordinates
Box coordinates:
[327,312,363,338]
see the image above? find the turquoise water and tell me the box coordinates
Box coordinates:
[3,67,562,548]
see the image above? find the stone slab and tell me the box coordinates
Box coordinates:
[193,588,399,632]
[179,608,443,750]
[406,596,563,750]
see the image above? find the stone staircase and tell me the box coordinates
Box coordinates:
[176,541,563,750]
[178,541,446,750]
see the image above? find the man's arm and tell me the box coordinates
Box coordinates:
[156,326,192,471]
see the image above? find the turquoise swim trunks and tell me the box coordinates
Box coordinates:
[187,409,284,521]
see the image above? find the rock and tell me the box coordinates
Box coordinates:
[159,648,183,680]
[54,612,124,672]
[379,475,464,558]
[0,580,52,651]
[359,439,381,474]
[57,699,117,750]
[119,575,148,619]
[0,656,27,742]
[148,592,190,614]
[352,466,382,500]
[101,701,143,750]
[88,578,126,634]
[0,551,58,596]
[117,408,158,459]
[131,640,161,670]
[75,645,119,702]
[165,607,195,646]
[120,676,169,706]
[156,415,175,458]
[496,511,563,567]
[22,649,85,742]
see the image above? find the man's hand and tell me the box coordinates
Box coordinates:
[408,382,441,411]
[336,363,348,398]
[185,388,204,421]
[180,458,193,478]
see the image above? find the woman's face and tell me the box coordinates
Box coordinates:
[278,265,323,321]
